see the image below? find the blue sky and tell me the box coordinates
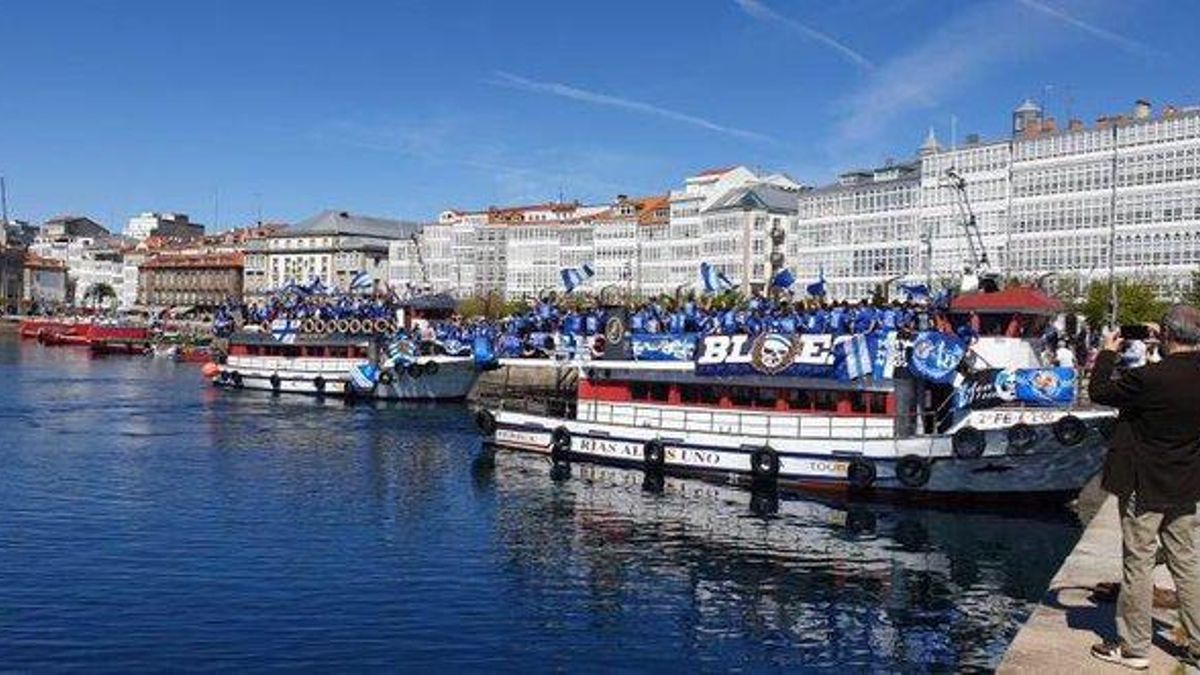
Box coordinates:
[0,0,1195,230]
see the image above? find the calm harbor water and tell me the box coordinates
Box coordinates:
[0,332,1083,671]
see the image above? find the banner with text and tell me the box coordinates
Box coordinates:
[955,367,1077,409]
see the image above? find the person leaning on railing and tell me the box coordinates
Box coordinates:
[1088,304,1200,670]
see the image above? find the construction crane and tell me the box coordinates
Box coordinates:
[944,168,989,272]
[943,168,1000,292]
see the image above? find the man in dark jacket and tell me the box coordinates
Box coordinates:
[1089,304,1200,670]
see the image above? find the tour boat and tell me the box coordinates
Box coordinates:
[475,325,1115,501]
[211,328,478,401]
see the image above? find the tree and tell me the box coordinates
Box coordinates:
[1078,279,1167,329]
[82,282,117,311]
[1185,269,1200,309]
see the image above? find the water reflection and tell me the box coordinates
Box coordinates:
[0,334,1079,671]
[484,451,1079,670]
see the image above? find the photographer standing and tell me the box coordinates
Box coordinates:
[1089,304,1200,669]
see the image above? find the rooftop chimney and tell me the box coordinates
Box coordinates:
[1134,99,1152,120]
[965,133,980,145]
[1023,118,1043,137]
[1067,118,1084,132]
[1163,105,1178,119]
[1042,117,1057,133]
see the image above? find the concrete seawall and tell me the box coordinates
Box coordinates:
[1000,490,1194,673]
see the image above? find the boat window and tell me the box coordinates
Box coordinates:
[814,391,838,412]
[630,382,650,401]
[785,390,811,411]
[730,386,753,407]
[755,388,778,408]
[871,393,890,415]
[850,391,868,413]
[649,383,670,402]
[680,384,720,405]
[329,347,349,358]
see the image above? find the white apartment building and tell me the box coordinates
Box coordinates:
[244,210,419,298]
[1010,100,1200,295]
[590,195,669,297]
[794,164,922,299]
[702,181,801,294]
[126,212,204,241]
[661,166,760,295]
[28,237,126,307]
[794,98,1200,300]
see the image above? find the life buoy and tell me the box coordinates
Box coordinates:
[1053,415,1088,446]
[269,373,281,391]
[1007,423,1038,453]
[475,409,497,436]
[313,375,326,393]
[952,426,986,459]
[260,321,271,333]
[643,439,666,472]
[423,360,439,376]
[230,371,244,388]
[750,446,780,480]
[374,319,389,333]
[847,458,877,490]
[348,319,363,334]
[895,455,931,488]
[302,319,316,334]
[378,370,394,386]
[314,319,327,334]
[335,319,350,333]
[590,336,607,359]
[550,426,571,462]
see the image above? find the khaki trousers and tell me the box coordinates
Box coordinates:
[1117,495,1200,656]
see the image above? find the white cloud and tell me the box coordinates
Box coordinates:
[732,0,874,70]
[488,70,774,143]
[1015,0,1153,57]
[831,1,1059,149]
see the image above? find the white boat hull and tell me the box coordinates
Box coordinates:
[484,407,1111,498]
[215,354,478,401]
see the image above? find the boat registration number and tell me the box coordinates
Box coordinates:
[967,410,1063,430]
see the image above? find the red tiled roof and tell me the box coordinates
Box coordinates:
[24,253,66,269]
[140,252,244,269]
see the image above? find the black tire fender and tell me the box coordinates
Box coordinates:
[895,455,931,489]
[313,375,326,393]
[1053,414,1087,446]
[475,409,497,436]
[847,458,877,490]
[1007,423,1038,453]
[952,426,986,459]
[550,426,571,462]
[643,439,666,472]
[750,446,780,480]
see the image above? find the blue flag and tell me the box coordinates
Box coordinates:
[771,268,796,290]
[700,262,735,294]
[909,331,967,383]
[805,267,827,297]
[349,271,373,292]
[898,282,930,302]
[560,264,595,293]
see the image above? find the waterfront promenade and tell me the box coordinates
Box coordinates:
[1000,493,1197,674]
